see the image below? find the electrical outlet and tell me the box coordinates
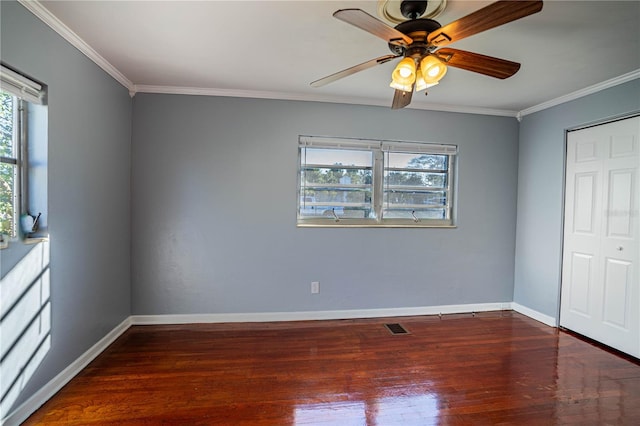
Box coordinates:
[311,281,320,294]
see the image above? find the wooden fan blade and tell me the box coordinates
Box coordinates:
[310,54,399,88]
[392,87,413,109]
[334,9,413,46]
[428,0,543,47]
[436,48,521,79]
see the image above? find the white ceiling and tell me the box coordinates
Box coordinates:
[32,0,640,115]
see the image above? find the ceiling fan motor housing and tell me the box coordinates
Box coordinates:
[388,18,442,56]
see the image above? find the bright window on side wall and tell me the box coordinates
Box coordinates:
[1,64,47,247]
[298,136,457,227]
[0,91,18,239]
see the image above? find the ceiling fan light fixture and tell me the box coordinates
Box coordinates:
[420,55,447,84]
[316,1,543,109]
[391,57,416,86]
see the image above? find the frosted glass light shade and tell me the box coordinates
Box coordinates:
[391,58,417,86]
[420,55,447,84]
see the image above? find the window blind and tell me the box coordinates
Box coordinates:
[299,135,457,155]
[299,135,381,151]
[0,65,45,105]
[381,141,457,155]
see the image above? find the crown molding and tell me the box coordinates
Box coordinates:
[17,0,134,93]
[518,69,640,117]
[134,84,518,117]
[413,102,517,117]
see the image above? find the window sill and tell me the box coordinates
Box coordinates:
[25,235,49,244]
[297,222,456,228]
[0,235,49,249]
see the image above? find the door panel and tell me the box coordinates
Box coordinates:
[573,173,597,233]
[602,258,631,329]
[610,134,636,158]
[576,139,597,162]
[607,169,635,237]
[568,252,592,317]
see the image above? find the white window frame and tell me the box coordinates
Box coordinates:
[0,94,22,240]
[298,135,457,228]
[1,65,45,245]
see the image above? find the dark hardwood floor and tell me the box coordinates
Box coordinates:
[23,311,640,425]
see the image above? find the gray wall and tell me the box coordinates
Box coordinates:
[131,94,520,314]
[513,79,640,318]
[1,0,132,412]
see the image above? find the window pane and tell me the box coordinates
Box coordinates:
[302,167,373,186]
[1,91,15,158]
[385,171,447,188]
[300,147,374,219]
[383,151,451,220]
[384,190,447,207]
[300,188,372,219]
[383,208,447,220]
[302,148,372,168]
[386,153,447,170]
[0,162,16,237]
[303,188,371,204]
[1,91,16,237]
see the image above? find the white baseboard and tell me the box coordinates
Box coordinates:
[131,302,513,325]
[2,317,132,426]
[512,302,558,327]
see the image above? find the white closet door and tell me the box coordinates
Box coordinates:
[561,116,639,357]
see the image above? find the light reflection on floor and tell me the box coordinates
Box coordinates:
[374,394,439,423]
[294,393,439,425]
[294,400,366,425]
[0,241,51,419]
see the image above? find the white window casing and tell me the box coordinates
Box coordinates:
[298,135,457,228]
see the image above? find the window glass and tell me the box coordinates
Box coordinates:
[300,147,374,220]
[383,152,450,220]
[303,148,372,168]
[1,92,17,237]
[385,152,448,170]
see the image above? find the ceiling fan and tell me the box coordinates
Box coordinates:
[311,0,543,109]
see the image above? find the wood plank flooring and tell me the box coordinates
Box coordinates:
[23,311,640,425]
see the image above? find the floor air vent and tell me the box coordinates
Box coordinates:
[384,323,409,335]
